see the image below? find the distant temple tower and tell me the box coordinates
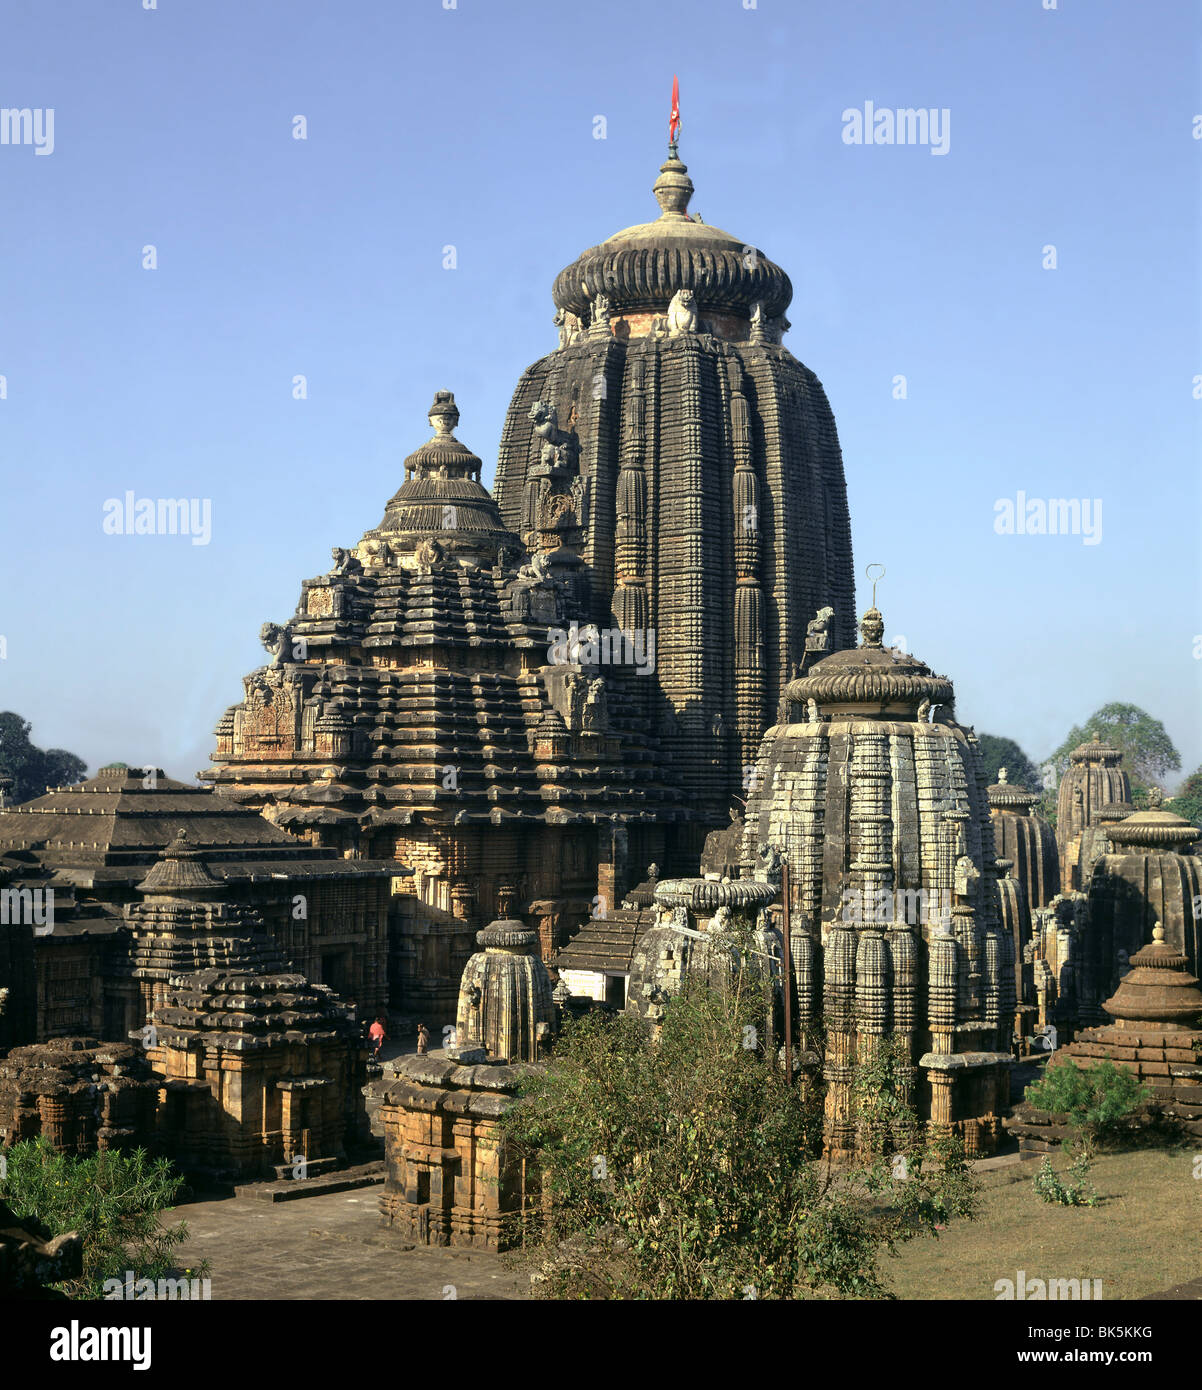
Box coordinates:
[987,767,1059,910]
[1080,792,1202,1025]
[1056,734,1131,889]
[493,125,856,828]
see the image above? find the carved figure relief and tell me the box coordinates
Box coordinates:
[805,606,835,654]
[242,667,297,751]
[259,621,291,667]
[528,401,580,474]
[331,546,362,576]
[667,287,699,336]
[582,677,608,732]
[414,538,445,573]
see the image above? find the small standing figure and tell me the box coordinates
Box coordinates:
[416,1021,430,1056]
[368,1015,387,1062]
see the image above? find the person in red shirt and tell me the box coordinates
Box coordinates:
[368,1016,387,1061]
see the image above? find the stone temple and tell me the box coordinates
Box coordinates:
[742,605,1014,1158]
[6,111,1195,1277]
[204,143,858,1023]
[494,147,856,834]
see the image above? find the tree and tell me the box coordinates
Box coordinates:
[502,954,978,1299]
[0,1137,205,1298]
[1044,703,1181,797]
[975,734,1042,791]
[0,713,87,805]
[1169,766,1202,832]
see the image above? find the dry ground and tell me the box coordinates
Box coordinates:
[163,1146,1200,1301]
[884,1147,1202,1300]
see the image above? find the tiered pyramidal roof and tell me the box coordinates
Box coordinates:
[205,393,678,834]
[0,766,386,890]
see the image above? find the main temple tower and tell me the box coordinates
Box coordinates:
[494,123,856,829]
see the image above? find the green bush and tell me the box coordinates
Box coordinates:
[1032,1153,1098,1207]
[502,966,977,1300]
[0,1137,202,1298]
[1025,1059,1150,1158]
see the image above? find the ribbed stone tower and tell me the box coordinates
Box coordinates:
[1056,734,1131,889]
[1080,790,1202,1025]
[742,606,1013,1159]
[493,140,855,826]
[987,768,1059,911]
[1073,797,1135,893]
[455,919,555,1064]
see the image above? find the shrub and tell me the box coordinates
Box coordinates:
[1025,1059,1150,1158]
[0,1137,203,1298]
[1032,1153,1098,1207]
[503,963,977,1299]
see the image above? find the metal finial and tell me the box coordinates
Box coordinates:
[865,563,886,610]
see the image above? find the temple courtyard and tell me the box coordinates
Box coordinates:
[169,1185,527,1302]
[163,1145,1199,1302]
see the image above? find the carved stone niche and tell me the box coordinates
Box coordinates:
[506,555,561,625]
[305,582,342,620]
[238,669,299,754]
[541,664,586,733]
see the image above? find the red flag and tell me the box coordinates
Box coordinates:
[668,74,680,146]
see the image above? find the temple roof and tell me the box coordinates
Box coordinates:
[207,385,683,825]
[372,392,518,551]
[1105,798,1201,851]
[551,153,792,321]
[1069,733,1125,764]
[555,907,653,975]
[152,967,355,1051]
[987,767,1042,811]
[786,608,954,715]
[1102,924,1202,1029]
[653,877,776,912]
[136,831,223,896]
[0,766,394,884]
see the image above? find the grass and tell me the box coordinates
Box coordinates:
[884,1146,1202,1300]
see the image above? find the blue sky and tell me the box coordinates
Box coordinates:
[1,0,1199,787]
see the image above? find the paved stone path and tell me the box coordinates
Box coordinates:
[170,1189,528,1301]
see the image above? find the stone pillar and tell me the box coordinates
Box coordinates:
[595,823,629,920]
[823,923,858,1162]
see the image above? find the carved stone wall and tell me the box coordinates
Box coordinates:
[378,1054,538,1251]
[0,1038,157,1156]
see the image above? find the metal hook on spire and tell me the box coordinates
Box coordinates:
[865,563,886,610]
